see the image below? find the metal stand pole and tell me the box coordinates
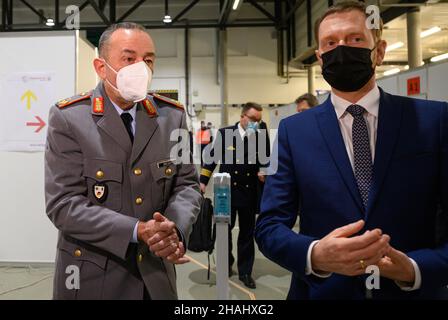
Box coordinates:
[213,173,231,300]
[215,216,229,300]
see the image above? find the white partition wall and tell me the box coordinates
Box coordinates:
[77,32,98,93]
[378,60,448,102]
[0,31,94,263]
[269,104,296,130]
[377,76,399,96]
[428,61,448,102]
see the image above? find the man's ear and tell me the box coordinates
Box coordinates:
[93,58,106,80]
[375,40,387,66]
[315,49,323,67]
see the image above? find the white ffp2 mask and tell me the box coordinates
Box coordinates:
[103,60,152,103]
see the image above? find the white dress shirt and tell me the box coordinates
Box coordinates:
[111,101,137,136]
[332,85,379,169]
[238,122,258,138]
[110,101,139,243]
[305,84,421,291]
[238,122,246,139]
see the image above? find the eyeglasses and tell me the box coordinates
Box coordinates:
[243,114,261,123]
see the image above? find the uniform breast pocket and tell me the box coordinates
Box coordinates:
[83,159,123,212]
[149,159,178,211]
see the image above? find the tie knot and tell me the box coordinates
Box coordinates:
[121,112,133,124]
[346,104,366,118]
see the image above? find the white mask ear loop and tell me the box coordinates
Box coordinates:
[102,59,120,92]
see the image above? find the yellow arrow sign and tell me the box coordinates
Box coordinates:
[21,90,37,110]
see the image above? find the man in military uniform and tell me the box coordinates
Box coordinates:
[45,22,201,300]
[199,102,270,289]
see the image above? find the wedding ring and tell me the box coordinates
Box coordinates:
[359,259,366,269]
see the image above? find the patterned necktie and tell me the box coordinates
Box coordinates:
[346,104,372,208]
[120,113,134,144]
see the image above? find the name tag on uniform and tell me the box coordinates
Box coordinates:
[157,159,175,168]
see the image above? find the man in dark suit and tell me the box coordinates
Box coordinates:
[200,102,270,289]
[256,1,448,299]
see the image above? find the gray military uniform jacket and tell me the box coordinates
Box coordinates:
[45,83,201,300]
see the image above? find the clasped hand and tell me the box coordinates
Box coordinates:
[311,220,415,284]
[138,212,189,264]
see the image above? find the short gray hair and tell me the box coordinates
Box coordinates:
[98,22,147,58]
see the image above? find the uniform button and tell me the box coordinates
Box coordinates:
[138,254,143,263]
[74,249,82,257]
[234,171,238,174]
[96,170,104,179]
[247,173,250,176]
[246,185,249,188]
[165,167,173,176]
[135,197,143,205]
[134,168,142,176]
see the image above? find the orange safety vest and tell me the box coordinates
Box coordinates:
[196,128,211,144]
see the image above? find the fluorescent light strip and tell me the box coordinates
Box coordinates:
[232,0,241,10]
[403,62,424,71]
[383,68,401,76]
[386,42,404,52]
[430,53,448,62]
[421,26,441,38]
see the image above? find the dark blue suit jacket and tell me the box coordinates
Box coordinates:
[255,89,448,299]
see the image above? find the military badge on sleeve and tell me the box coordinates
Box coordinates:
[93,183,108,203]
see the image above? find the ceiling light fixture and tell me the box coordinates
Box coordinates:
[46,18,55,27]
[232,0,241,10]
[385,42,404,52]
[421,26,441,38]
[383,68,401,76]
[163,0,172,24]
[430,53,448,62]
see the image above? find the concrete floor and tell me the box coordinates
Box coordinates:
[0,229,291,300]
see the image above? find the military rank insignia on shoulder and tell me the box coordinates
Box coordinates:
[56,91,92,109]
[152,93,184,111]
[142,98,158,117]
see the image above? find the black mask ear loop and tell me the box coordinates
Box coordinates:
[371,42,380,69]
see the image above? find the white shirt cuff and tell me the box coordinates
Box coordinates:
[395,258,422,291]
[131,221,139,243]
[306,240,332,278]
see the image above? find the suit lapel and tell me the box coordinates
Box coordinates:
[94,85,132,154]
[365,89,403,218]
[316,97,365,214]
[131,102,159,165]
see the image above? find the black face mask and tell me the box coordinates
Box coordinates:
[321,45,376,92]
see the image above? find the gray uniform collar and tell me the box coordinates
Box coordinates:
[91,82,158,118]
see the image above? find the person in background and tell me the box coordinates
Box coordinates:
[207,121,214,143]
[196,120,211,165]
[295,93,319,113]
[200,102,270,289]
